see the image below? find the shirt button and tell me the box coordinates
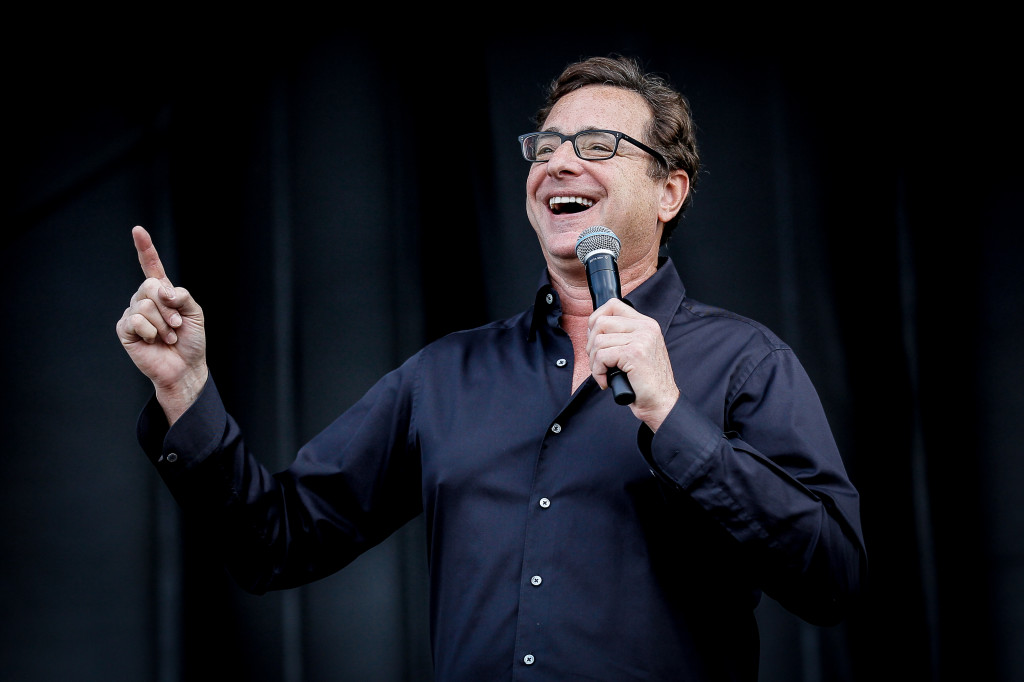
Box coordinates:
[539,497,551,508]
[524,654,535,665]
[545,293,554,305]
[531,575,542,586]
[550,423,561,434]
[555,358,567,367]
[165,452,178,463]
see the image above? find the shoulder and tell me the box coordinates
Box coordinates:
[429,308,532,346]
[411,307,535,369]
[674,296,790,354]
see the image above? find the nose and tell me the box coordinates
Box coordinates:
[545,138,583,176]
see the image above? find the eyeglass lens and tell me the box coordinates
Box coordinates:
[526,132,618,161]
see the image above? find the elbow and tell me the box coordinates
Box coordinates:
[768,529,868,626]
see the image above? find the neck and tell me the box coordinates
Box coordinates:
[549,253,659,317]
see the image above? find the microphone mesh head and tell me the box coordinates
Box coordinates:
[575,226,621,263]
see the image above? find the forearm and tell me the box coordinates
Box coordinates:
[138,369,422,594]
[138,375,317,592]
[639,393,866,624]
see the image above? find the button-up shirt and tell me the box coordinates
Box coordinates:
[140,258,865,682]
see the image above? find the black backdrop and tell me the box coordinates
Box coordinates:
[3,20,1021,682]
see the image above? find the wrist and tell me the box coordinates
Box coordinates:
[640,388,679,433]
[154,363,209,425]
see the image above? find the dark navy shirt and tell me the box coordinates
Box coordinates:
[140,258,865,682]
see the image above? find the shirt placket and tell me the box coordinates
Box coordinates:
[513,311,579,677]
[512,411,570,677]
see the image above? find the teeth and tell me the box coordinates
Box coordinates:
[549,196,594,209]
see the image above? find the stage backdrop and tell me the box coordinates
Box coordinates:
[3,23,1021,682]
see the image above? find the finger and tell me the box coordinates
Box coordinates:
[134,278,184,332]
[163,285,200,322]
[586,313,641,357]
[590,350,611,388]
[591,335,626,367]
[127,310,160,344]
[134,296,179,344]
[588,297,639,325]
[132,225,169,283]
[120,305,176,345]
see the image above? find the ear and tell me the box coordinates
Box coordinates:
[658,169,690,225]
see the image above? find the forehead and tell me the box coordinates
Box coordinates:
[542,85,652,135]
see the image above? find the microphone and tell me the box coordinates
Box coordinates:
[574,226,636,405]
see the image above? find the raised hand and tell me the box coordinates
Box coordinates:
[116,226,208,424]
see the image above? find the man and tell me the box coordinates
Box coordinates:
[118,55,866,681]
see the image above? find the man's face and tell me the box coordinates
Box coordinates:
[525,85,670,274]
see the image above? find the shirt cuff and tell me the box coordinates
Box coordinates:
[136,374,229,472]
[637,393,723,490]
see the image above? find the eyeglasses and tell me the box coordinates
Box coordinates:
[518,129,668,169]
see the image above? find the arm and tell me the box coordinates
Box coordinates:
[588,299,865,624]
[639,349,865,625]
[120,226,420,592]
[137,356,422,595]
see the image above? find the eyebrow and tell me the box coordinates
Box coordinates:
[540,125,601,134]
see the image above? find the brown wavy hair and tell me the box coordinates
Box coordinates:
[533,55,700,245]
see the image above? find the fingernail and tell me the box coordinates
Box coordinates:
[164,287,176,300]
[170,312,182,327]
[167,331,177,344]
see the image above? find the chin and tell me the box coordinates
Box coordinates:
[531,210,602,260]
[542,227,581,251]
[541,238,589,273]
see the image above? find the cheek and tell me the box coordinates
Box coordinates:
[525,197,540,233]
[526,166,545,196]
[525,170,547,220]
[627,173,663,212]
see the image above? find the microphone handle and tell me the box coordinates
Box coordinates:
[608,368,636,406]
[584,254,636,405]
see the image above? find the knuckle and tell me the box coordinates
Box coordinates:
[136,298,157,315]
[130,311,156,335]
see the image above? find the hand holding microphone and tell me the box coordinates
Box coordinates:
[575,226,636,405]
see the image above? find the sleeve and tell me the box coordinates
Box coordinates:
[137,362,424,595]
[637,348,867,626]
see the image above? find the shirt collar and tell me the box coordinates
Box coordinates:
[528,256,687,340]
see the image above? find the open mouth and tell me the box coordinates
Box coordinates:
[549,196,594,215]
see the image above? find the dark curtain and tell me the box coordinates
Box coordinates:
[3,22,1020,682]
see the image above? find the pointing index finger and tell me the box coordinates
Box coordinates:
[132,225,169,283]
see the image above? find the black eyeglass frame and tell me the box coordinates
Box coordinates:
[517,129,669,170]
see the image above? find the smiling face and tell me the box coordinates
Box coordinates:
[525,85,683,281]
